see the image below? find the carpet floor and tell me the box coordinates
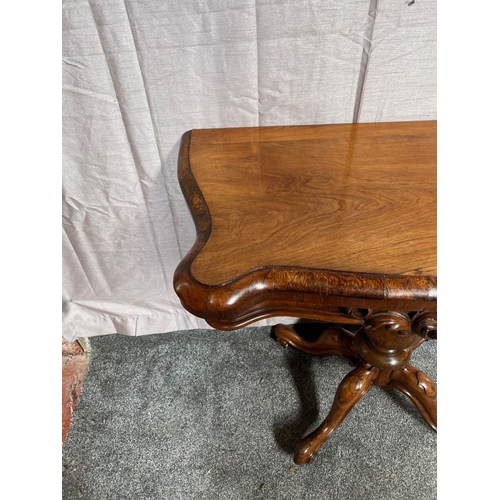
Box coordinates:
[62,325,437,500]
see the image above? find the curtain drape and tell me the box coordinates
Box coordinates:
[62,0,436,342]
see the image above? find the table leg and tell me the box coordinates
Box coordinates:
[275,324,358,364]
[275,310,437,464]
[389,365,437,431]
[294,361,377,464]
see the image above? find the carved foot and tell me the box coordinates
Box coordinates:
[275,324,358,364]
[294,362,377,464]
[389,364,437,431]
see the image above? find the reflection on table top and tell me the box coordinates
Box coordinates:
[186,121,436,286]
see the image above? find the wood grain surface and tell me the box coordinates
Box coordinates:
[188,121,436,285]
[174,125,437,463]
[174,122,437,329]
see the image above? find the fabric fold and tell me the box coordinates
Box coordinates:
[62,0,436,341]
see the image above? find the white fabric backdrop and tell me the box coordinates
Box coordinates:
[62,0,436,341]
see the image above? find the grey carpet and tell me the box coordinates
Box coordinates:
[62,325,437,500]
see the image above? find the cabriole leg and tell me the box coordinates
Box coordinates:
[275,309,437,464]
[294,361,377,464]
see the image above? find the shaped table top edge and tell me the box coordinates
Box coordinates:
[173,127,437,329]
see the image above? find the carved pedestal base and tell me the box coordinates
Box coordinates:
[275,311,437,465]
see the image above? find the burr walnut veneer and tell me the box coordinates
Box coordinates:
[174,121,437,464]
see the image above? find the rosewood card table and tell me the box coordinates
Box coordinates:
[174,121,437,465]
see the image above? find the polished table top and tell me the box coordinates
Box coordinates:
[174,121,436,329]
